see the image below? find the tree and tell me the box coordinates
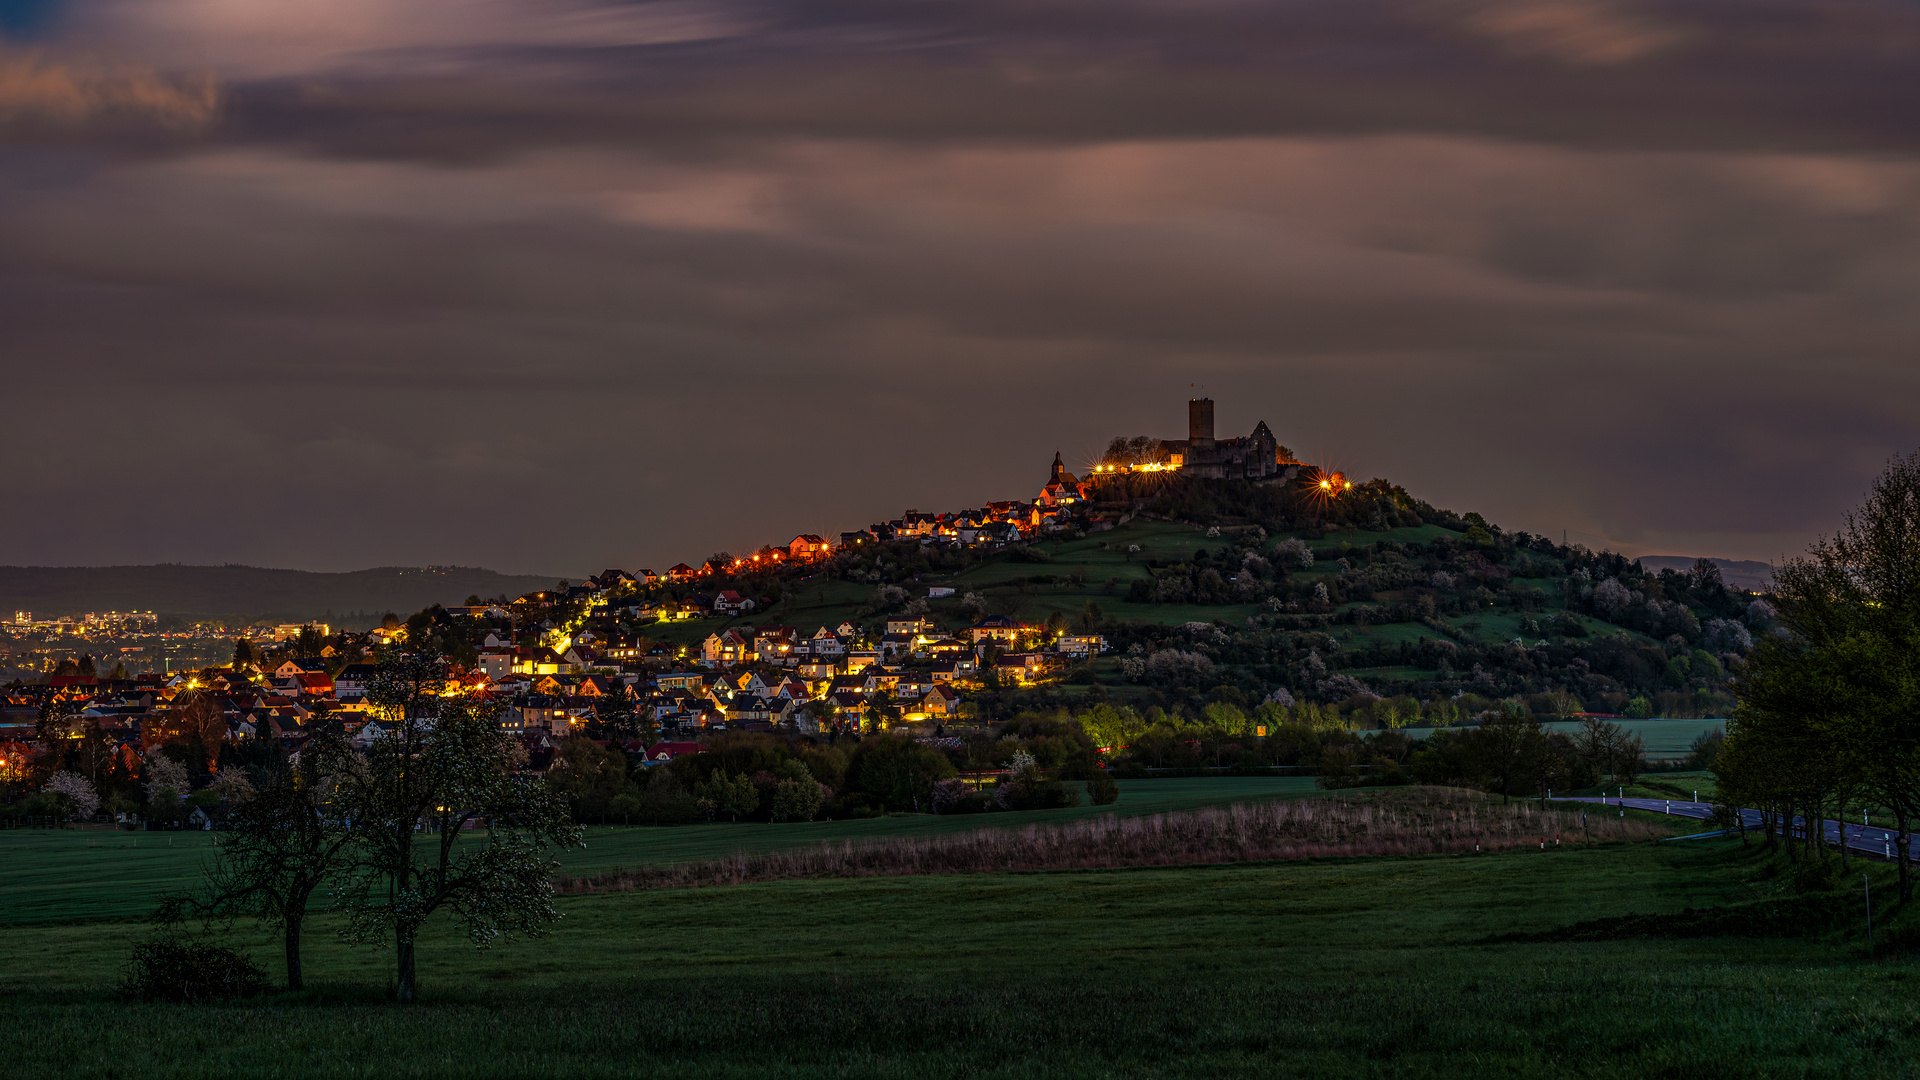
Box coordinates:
[1734,451,1920,899]
[769,761,827,822]
[1080,601,1103,633]
[1572,716,1643,784]
[1470,707,1550,803]
[232,638,256,670]
[161,740,354,991]
[43,771,100,821]
[697,770,760,821]
[548,737,630,822]
[333,654,580,1002]
[144,754,191,821]
[1078,704,1146,756]
[843,735,956,812]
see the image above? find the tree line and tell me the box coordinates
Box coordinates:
[1721,452,1920,901]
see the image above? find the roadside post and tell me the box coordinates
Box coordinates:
[1865,874,1874,951]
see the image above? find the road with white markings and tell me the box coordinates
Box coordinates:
[1559,796,1916,860]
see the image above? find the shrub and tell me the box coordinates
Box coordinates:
[1087,770,1120,805]
[929,778,972,814]
[1791,859,1836,895]
[121,941,269,1002]
[995,750,1082,811]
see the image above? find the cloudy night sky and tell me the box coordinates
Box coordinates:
[1,0,1916,575]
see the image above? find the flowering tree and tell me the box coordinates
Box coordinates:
[144,755,191,808]
[44,771,100,821]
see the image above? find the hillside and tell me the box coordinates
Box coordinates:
[644,470,1769,726]
[0,564,569,626]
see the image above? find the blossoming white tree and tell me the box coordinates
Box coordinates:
[44,771,100,821]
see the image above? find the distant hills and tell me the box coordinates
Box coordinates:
[1636,556,1774,591]
[0,565,572,627]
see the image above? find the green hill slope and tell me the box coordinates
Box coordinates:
[649,465,1767,729]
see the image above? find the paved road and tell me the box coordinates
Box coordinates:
[1558,795,1919,861]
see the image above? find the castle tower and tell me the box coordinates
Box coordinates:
[1188,398,1215,450]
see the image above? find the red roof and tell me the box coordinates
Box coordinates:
[645,740,705,761]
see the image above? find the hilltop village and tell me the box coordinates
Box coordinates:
[1,398,1773,826]
[0,400,1294,786]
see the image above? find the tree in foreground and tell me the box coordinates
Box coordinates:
[1729,450,1920,899]
[160,738,353,991]
[335,655,579,1002]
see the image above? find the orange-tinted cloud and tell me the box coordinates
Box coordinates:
[1446,0,1691,66]
[0,46,217,131]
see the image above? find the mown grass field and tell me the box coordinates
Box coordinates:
[0,777,1322,926]
[0,819,1913,1079]
[1397,719,1727,759]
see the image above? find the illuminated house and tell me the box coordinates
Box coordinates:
[967,616,1031,645]
[788,534,832,561]
[1056,634,1107,659]
[713,590,755,615]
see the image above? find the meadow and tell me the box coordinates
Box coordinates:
[0,782,1914,1078]
[1398,719,1727,759]
[0,777,1321,926]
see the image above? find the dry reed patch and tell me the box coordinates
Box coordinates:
[558,787,1666,895]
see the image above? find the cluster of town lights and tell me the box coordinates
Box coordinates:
[1090,462,1179,474]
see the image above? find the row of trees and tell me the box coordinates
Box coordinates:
[1720,452,1920,900]
[164,654,579,1001]
[546,724,1098,823]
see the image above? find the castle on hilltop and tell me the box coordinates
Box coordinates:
[1072,398,1291,489]
[1161,398,1287,480]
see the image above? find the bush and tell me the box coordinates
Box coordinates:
[833,793,884,819]
[930,778,972,814]
[121,941,269,1002]
[1087,769,1120,805]
[1791,859,1836,895]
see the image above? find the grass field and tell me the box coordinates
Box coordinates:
[1398,718,1727,759]
[0,777,1322,926]
[1,819,1914,1079]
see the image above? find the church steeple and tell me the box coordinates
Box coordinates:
[1052,450,1065,481]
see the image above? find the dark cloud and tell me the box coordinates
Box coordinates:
[0,0,1916,571]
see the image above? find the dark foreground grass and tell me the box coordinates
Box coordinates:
[3,832,1917,1078]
